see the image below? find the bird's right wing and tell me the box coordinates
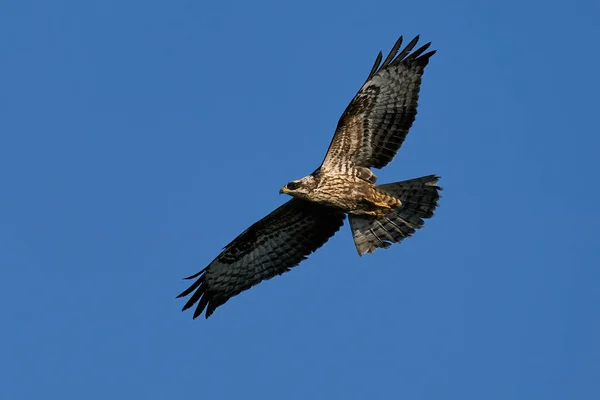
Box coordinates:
[177,199,346,319]
[320,35,435,178]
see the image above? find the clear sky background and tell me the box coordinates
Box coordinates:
[1,1,599,399]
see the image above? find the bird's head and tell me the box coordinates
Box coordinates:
[280,175,316,199]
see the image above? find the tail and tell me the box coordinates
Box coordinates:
[349,175,442,256]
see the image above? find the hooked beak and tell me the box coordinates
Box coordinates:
[280,186,290,195]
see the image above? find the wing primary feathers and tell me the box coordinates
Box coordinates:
[380,35,403,69]
[182,267,207,280]
[205,302,218,319]
[366,51,383,83]
[415,50,437,67]
[320,34,436,171]
[404,42,432,62]
[194,295,210,319]
[176,278,203,299]
[177,199,346,319]
[181,280,207,311]
[365,35,430,82]
[392,35,420,65]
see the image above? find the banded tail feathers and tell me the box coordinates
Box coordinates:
[349,175,441,256]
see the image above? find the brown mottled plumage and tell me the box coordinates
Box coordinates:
[178,34,442,319]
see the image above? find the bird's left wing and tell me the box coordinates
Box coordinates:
[177,199,346,319]
[320,35,436,176]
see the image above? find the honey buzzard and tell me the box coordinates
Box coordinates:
[178,35,442,319]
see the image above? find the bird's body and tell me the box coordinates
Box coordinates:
[177,34,443,319]
[282,171,401,216]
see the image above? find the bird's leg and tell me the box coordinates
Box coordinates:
[359,196,392,209]
[370,200,392,209]
[370,190,402,209]
[360,210,387,217]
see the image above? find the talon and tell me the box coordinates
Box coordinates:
[363,210,387,217]
[373,201,392,209]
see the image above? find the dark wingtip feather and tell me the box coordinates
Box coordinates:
[182,267,207,280]
[425,174,442,190]
[405,42,432,62]
[366,34,436,80]
[180,278,208,311]
[176,277,202,299]
[394,35,420,64]
[366,51,383,83]
[205,302,218,319]
[178,267,219,319]
[193,295,210,319]
[380,35,403,69]
[414,49,436,68]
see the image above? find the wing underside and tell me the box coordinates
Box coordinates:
[321,35,436,174]
[177,199,346,318]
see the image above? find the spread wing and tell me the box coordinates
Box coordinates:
[321,35,436,176]
[177,199,346,319]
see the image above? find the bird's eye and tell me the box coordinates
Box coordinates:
[286,181,301,190]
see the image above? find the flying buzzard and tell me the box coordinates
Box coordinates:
[178,35,442,319]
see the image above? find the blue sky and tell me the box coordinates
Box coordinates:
[1,0,599,398]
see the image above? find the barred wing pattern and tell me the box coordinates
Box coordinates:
[321,35,435,174]
[177,199,346,319]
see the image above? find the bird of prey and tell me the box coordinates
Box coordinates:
[178,34,442,319]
